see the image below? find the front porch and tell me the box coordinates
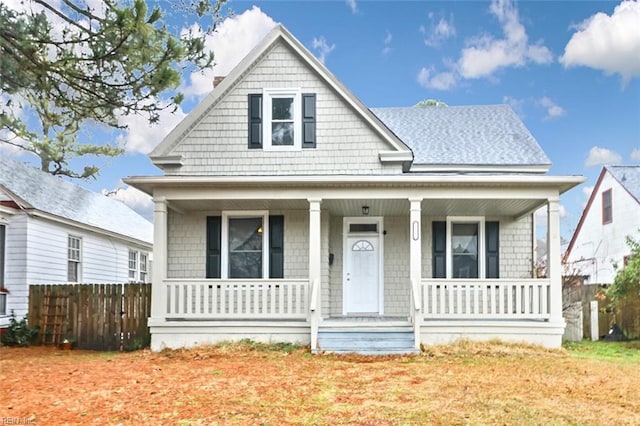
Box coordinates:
[147,276,563,352]
[140,176,578,353]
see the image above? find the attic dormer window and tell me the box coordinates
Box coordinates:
[264,89,301,149]
[248,91,316,150]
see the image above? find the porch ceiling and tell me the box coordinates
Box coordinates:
[168,198,545,218]
[324,198,545,218]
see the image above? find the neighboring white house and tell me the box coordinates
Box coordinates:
[565,165,640,285]
[126,25,584,353]
[0,156,153,329]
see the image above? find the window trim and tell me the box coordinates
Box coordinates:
[139,253,148,282]
[67,235,82,283]
[128,250,149,282]
[128,250,138,281]
[262,88,302,151]
[221,210,269,279]
[602,188,612,224]
[446,217,485,279]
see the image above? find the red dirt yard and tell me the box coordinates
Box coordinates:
[1,341,639,425]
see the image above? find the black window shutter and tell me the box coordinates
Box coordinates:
[206,216,221,278]
[302,93,316,148]
[248,94,262,149]
[269,215,284,278]
[432,221,446,278]
[485,221,500,279]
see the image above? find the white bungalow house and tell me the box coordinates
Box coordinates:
[0,157,153,329]
[126,25,584,354]
[565,165,640,285]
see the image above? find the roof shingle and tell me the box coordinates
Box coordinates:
[0,156,152,244]
[371,105,551,167]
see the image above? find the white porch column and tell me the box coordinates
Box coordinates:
[409,198,423,348]
[308,198,322,351]
[547,197,563,323]
[151,197,168,321]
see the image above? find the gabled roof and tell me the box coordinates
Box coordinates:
[0,156,152,245]
[606,165,640,203]
[564,165,639,259]
[150,24,412,164]
[371,105,551,172]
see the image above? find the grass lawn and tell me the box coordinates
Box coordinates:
[1,339,638,425]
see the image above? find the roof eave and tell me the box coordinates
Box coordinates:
[125,174,586,197]
[28,209,153,247]
[408,163,551,174]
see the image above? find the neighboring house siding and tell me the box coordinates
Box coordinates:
[3,215,28,322]
[568,173,640,284]
[24,216,69,283]
[22,216,146,284]
[165,41,402,176]
[1,213,151,328]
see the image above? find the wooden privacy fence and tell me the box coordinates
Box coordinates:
[28,283,151,351]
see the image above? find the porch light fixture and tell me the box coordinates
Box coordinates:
[362,206,369,216]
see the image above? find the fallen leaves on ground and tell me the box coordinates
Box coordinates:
[1,341,638,425]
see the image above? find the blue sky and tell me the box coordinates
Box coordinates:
[3,0,640,242]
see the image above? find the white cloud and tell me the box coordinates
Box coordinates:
[584,146,623,167]
[560,1,640,84]
[457,0,553,79]
[312,36,336,64]
[631,148,640,161]
[346,0,358,14]
[417,67,457,91]
[417,0,552,92]
[181,7,277,97]
[103,184,153,221]
[582,185,594,198]
[116,101,186,154]
[422,13,456,47]
[382,31,392,55]
[538,97,566,120]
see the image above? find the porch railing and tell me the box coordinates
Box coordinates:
[421,279,551,320]
[163,279,309,320]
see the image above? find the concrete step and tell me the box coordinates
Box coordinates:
[316,327,419,355]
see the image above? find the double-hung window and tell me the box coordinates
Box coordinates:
[248,90,316,150]
[68,235,82,282]
[451,222,480,278]
[222,212,268,279]
[128,250,149,282]
[128,250,138,281]
[432,218,500,279]
[139,253,148,282]
[263,89,301,150]
[602,189,612,224]
[206,212,284,279]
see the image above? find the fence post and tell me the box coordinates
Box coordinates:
[590,300,599,341]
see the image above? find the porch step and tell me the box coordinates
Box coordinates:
[316,325,419,355]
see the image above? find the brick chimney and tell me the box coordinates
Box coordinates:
[213,76,225,88]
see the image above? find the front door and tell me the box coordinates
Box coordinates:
[344,233,381,314]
